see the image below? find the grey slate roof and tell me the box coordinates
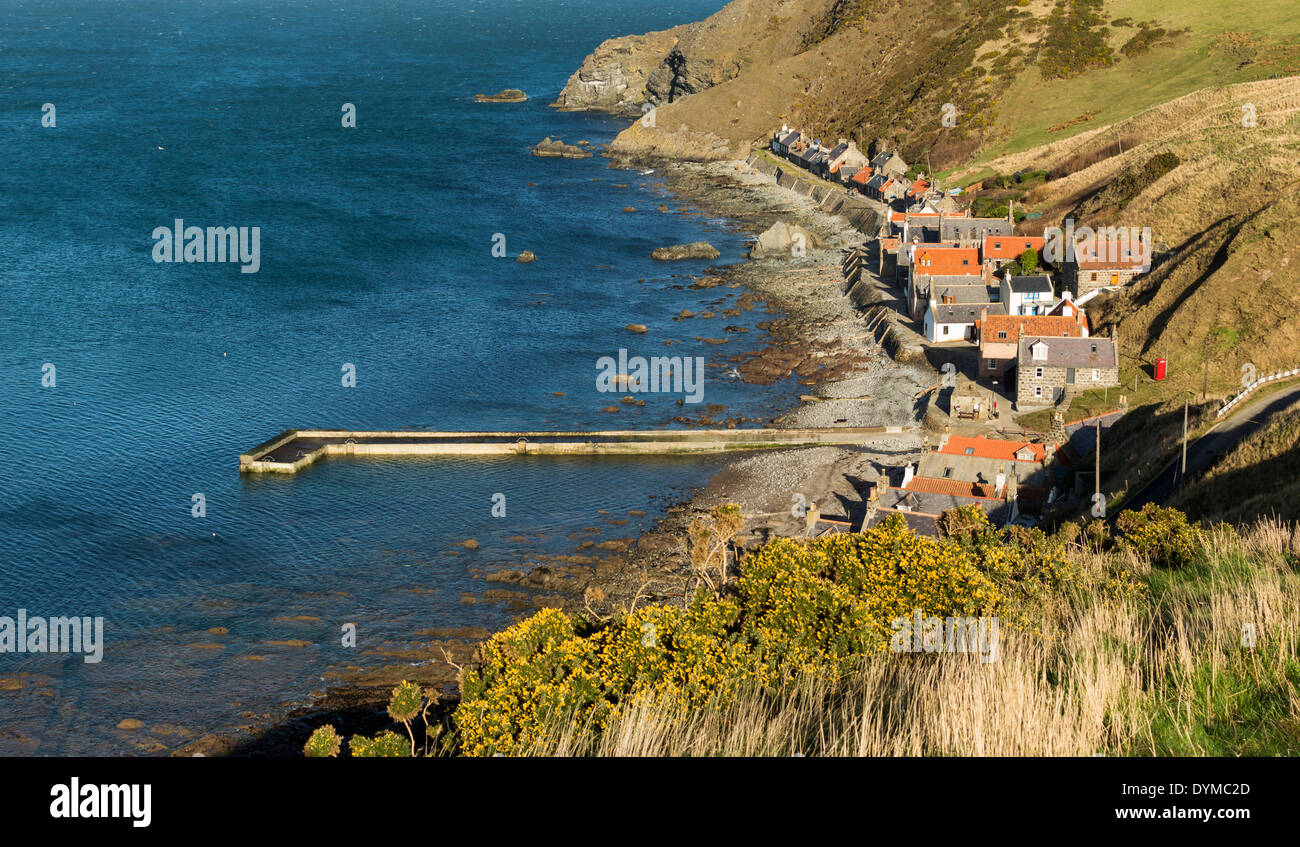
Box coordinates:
[1019,336,1118,369]
[942,218,1014,241]
[1009,274,1054,294]
[932,301,1007,323]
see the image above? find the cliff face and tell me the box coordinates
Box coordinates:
[552,29,685,114]
[553,0,834,116]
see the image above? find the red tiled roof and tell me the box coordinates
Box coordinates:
[937,435,1047,463]
[913,247,981,276]
[908,178,930,197]
[982,235,1045,261]
[890,211,906,222]
[979,314,1085,344]
[903,476,1002,499]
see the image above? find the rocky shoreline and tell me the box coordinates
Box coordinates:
[193,154,935,757]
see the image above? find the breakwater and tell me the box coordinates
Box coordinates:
[240,427,909,473]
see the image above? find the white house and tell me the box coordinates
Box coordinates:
[999,272,1055,316]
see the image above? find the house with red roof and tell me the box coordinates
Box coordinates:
[864,433,1059,532]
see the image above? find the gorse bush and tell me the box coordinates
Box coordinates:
[454,599,753,757]
[303,679,441,757]
[1117,503,1203,569]
[451,511,1143,755]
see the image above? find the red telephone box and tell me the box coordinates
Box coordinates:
[1154,357,1167,380]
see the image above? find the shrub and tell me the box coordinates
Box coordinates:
[349,730,411,758]
[454,520,1019,754]
[303,725,341,758]
[1116,504,1204,569]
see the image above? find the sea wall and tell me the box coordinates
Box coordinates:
[744,152,886,235]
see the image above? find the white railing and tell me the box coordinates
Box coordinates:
[1217,368,1300,418]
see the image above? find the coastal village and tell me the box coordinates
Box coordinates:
[764,127,1143,537]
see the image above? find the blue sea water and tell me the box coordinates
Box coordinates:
[0,0,802,753]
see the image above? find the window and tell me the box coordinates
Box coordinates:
[942,325,949,336]
[1090,343,1098,354]
[1035,366,1043,379]
[1032,343,1047,361]
[988,359,996,370]
[1092,368,1100,381]
[1034,386,1043,398]
[964,447,974,455]
[994,241,1002,249]
[997,331,1007,339]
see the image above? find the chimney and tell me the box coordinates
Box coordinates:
[938,433,950,451]
[995,467,1006,498]
[1045,442,1056,462]
[901,463,915,489]
[1006,471,1018,503]
[1007,198,1014,223]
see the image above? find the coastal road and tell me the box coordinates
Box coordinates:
[1122,381,1300,511]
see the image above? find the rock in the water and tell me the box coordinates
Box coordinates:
[117,719,144,731]
[651,241,720,261]
[622,206,636,213]
[461,538,479,551]
[531,137,592,159]
[625,323,648,333]
[475,89,527,103]
[517,250,536,263]
[749,221,824,259]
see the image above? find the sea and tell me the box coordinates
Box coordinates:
[0,0,808,754]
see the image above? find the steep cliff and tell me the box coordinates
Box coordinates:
[553,0,836,116]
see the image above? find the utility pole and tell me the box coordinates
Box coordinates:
[1180,397,1189,485]
[1095,420,1101,504]
[1202,333,1211,402]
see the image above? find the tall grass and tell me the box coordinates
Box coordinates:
[517,520,1300,756]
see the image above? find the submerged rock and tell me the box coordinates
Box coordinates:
[517,250,536,263]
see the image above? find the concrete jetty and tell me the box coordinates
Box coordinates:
[239,427,906,474]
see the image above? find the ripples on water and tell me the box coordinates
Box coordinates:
[0,0,791,753]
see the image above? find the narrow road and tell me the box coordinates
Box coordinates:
[1122,381,1300,511]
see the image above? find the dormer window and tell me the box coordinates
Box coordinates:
[1032,341,1048,361]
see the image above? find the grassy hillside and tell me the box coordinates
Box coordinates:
[1171,399,1300,523]
[595,0,1300,166]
